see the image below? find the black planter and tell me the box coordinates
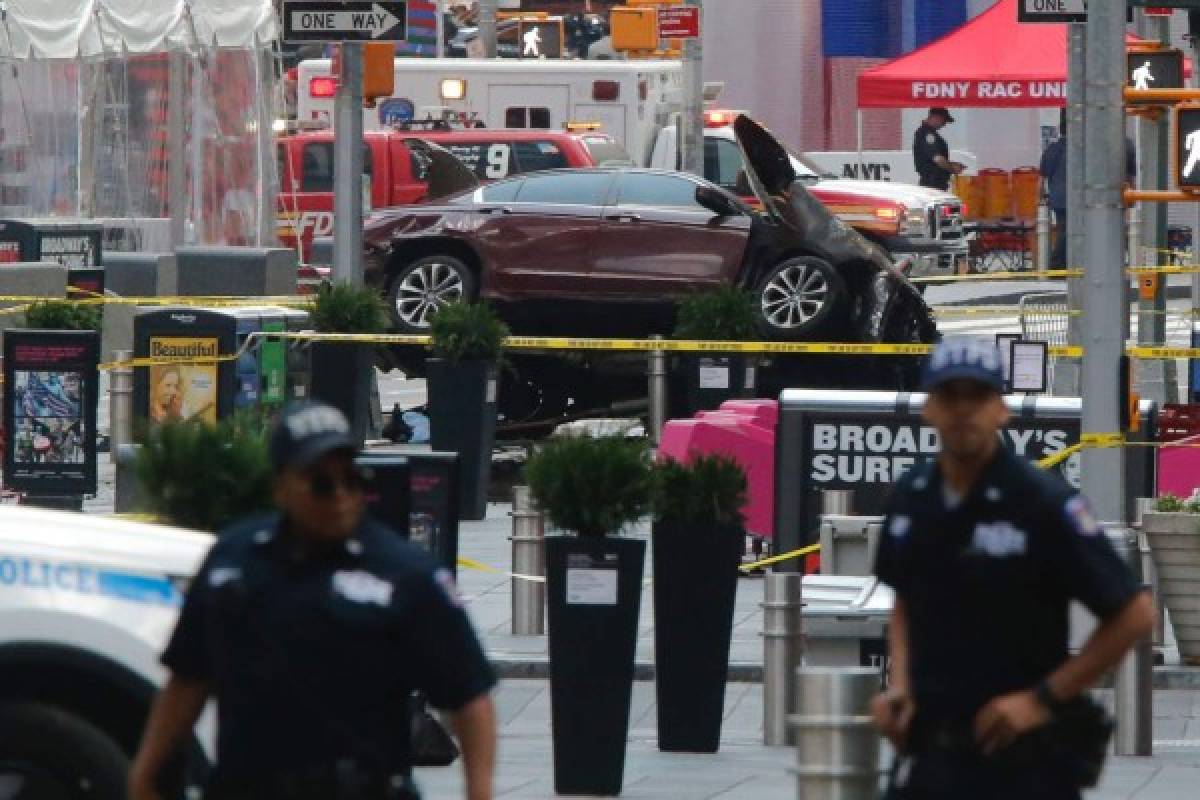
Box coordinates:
[546,535,645,796]
[652,520,742,752]
[426,358,497,521]
[671,354,757,418]
[309,341,374,446]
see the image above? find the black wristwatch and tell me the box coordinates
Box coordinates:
[1034,679,1066,714]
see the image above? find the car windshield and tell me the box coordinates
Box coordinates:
[582,136,635,167]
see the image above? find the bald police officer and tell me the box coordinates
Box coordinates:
[913,108,964,191]
[130,402,497,800]
[872,338,1154,799]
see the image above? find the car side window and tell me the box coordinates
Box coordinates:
[301,142,372,192]
[616,173,705,209]
[514,173,610,206]
[512,141,568,172]
[480,179,523,203]
[705,138,745,192]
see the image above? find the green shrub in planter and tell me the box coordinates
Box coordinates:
[306,282,387,444]
[429,301,509,364]
[672,286,757,341]
[307,281,388,334]
[652,454,747,752]
[526,435,653,537]
[1145,493,1200,665]
[654,454,748,528]
[23,299,102,332]
[1155,493,1200,514]
[526,434,654,795]
[671,288,758,415]
[135,413,272,532]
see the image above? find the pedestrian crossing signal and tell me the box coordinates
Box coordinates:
[517,19,563,59]
[1127,48,1185,92]
[1174,104,1200,191]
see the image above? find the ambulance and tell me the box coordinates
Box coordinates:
[296,57,685,167]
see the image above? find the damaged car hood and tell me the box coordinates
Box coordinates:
[404,138,480,201]
[732,115,894,274]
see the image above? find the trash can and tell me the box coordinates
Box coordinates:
[818,515,883,577]
[134,306,304,426]
[801,575,894,672]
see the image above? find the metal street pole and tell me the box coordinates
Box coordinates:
[167,50,188,249]
[480,0,498,59]
[333,42,365,287]
[1057,22,1086,397]
[1135,11,1173,404]
[1080,0,1126,525]
[436,0,445,58]
[680,1,704,177]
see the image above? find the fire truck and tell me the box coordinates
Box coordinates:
[277,125,633,259]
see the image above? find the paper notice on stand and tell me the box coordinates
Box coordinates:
[566,568,618,605]
[699,365,730,389]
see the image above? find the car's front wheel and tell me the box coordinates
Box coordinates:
[386,255,478,333]
[754,256,846,340]
[0,701,129,799]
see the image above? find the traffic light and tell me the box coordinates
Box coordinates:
[1174,103,1200,190]
[362,42,395,108]
[610,7,658,52]
[517,19,564,58]
[1127,47,1185,91]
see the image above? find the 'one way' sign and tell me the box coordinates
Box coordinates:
[283,1,408,42]
[1018,0,1087,24]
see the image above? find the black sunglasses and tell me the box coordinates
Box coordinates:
[306,469,367,498]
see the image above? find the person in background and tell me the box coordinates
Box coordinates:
[1039,115,1068,269]
[913,108,965,191]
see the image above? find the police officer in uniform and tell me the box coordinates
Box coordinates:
[130,403,497,800]
[913,108,964,191]
[871,339,1154,799]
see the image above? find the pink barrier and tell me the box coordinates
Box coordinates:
[1157,433,1200,499]
[658,400,779,540]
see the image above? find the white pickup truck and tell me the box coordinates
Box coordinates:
[0,506,212,798]
[649,112,969,280]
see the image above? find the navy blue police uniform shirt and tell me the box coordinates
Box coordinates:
[874,446,1142,724]
[162,512,496,779]
[913,123,951,190]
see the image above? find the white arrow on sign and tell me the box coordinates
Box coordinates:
[291,3,401,38]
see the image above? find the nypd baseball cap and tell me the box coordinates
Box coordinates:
[929,107,955,123]
[270,402,357,472]
[921,338,1005,393]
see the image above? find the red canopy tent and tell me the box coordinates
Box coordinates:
[857,0,1186,109]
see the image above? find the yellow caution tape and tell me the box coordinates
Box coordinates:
[738,543,822,573]
[457,555,545,583]
[1038,432,1127,470]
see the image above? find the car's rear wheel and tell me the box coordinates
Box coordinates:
[387,255,478,333]
[754,256,845,340]
[0,701,129,800]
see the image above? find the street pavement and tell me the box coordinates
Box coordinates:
[79,278,1200,797]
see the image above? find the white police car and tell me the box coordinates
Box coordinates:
[0,506,213,798]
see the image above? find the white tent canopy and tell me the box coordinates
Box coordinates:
[0,0,278,59]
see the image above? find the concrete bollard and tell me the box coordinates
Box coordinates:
[510,486,546,636]
[647,336,667,446]
[822,489,853,516]
[763,571,804,746]
[1107,525,1153,757]
[790,667,881,800]
[109,349,134,464]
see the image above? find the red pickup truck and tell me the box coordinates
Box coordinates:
[277,128,633,259]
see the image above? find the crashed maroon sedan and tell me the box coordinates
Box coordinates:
[363,115,935,344]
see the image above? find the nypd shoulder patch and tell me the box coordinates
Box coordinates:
[1065,495,1101,537]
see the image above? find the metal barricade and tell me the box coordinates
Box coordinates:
[763,572,804,746]
[790,667,881,800]
[1019,291,1069,388]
